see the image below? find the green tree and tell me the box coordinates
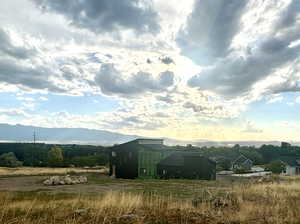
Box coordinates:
[0,152,22,167]
[217,157,232,171]
[47,146,64,167]
[265,160,285,174]
[24,144,48,167]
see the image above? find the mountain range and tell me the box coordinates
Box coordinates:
[0,123,297,147]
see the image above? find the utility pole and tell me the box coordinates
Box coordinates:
[33,131,36,144]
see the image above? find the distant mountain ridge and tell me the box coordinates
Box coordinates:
[0,123,141,145]
[0,124,298,147]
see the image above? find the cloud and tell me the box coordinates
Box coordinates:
[0,29,36,59]
[16,97,35,102]
[0,58,66,93]
[188,0,300,97]
[32,0,160,35]
[177,0,247,65]
[94,63,174,96]
[0,108,30,118]
[156,95,175,104]
[0,29,68,93]
[160,56,174,65]
[267,96,284,104]
[242,121,263,133]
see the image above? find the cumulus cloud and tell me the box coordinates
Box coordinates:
[188,0,300,97]
[177,0,247,65]
[0,29,68,93]
[0,29,36,59]
[32,0,160,35]
[0,58,66,93]
[94,63,174,96]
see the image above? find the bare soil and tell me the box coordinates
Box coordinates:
[0,174,135,194]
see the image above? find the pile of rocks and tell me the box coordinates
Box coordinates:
[43,175,88,186]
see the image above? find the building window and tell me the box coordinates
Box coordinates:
[112,151,116,157]
[129,152,132,158]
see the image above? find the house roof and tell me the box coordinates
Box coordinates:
[279,156,300,166]
[232,155,253,165]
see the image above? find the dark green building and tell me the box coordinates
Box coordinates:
[109,139,216,180]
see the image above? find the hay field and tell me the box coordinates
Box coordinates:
[0,166,108,176]
[0,174,300,223]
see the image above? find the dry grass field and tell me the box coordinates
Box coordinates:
[0,166,108,176]
[0,168,299,223]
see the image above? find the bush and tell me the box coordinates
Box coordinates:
[48,146,64,167]
[0,152,22,167]
[265,160,285,174]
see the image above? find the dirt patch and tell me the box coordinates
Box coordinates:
[0,174,144,194]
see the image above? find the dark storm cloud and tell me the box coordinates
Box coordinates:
[32,0,160,34]
[188,0,300,97]
[177,0,247,65]
[0,29,35,59]
[94,64,174,96]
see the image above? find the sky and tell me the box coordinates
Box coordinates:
[0,0,300,142]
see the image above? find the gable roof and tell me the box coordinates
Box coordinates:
[232,155,253,165]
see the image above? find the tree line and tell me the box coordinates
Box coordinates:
[0,142,299,170]
[0,143,108,168]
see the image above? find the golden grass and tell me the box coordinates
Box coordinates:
[0,167,108,176]
[1,175,300,223]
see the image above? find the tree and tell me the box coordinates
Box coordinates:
[216,157,232,171]
[265,160,285,174]
[0,152,22,167]
[24,144,48,167]
[47,146,64,167]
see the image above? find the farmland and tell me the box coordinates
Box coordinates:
[0,168,300,223]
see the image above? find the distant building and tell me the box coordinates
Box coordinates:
[109,139,216,180]
[280,157,300,175]
[231,155,253,171]
[281,142,291,148]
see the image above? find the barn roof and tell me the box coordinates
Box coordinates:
[110,138,172,152]
[158,152,214,167]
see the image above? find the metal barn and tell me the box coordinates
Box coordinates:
[109,139,173,179]
[157,152,216,180]
[109,139,216,180]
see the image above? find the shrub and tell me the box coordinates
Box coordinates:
[48,146,64,167]
[265,160,285,174]
[0,152,22,167]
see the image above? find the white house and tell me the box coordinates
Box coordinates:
[280,157,300,175]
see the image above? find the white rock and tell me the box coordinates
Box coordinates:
[64,176,73,185]
[43,179,52,186]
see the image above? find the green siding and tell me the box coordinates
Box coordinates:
[138,150,172,178]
